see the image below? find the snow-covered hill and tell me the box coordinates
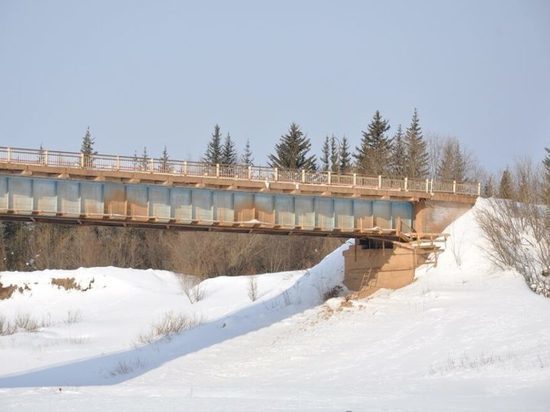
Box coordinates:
[1,199,549,411]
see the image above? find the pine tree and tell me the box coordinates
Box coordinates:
[268,123,316,171]
[390,125,406,177]
[330,136,339,173]
[241,139,254,166]
[404,109,429,178]
[140,147,149,171]
[339,136,352,174]
[80,127,96,168]
[38,143,45,164]
[321,136,330,172]
[354,111,392,175]
[544,147,550,205]
[204,124,223,164]
[160,146,170,173]
[498,169,514,199]
[221,133,238,165]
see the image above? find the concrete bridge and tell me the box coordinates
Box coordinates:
[0,146,478,238]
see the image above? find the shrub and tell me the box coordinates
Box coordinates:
[137,311,200,345]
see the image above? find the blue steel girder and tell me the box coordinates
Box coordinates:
[0,175,413,234]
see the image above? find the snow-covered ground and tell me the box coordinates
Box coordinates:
[1,200,549,411]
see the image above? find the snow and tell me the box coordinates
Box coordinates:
[1,199,549,411]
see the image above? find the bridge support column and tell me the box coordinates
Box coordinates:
[413,200,427,236]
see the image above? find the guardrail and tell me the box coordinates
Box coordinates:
[0,146,480,196]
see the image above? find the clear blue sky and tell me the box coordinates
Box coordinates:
[1,0,549,172]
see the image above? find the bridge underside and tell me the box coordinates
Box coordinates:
[0,174,416,238]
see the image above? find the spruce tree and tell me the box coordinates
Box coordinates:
[80,127,96,168]
[498,169,514,199]
[339,136,352,174]
[140,147,149,171]
[241,139,254,166]
[204,124,223,164]
[221,133,238,165]
[268,123,316,171]
[38,143,45,164]
[321,136,330,172]
[160,146,170,173]
[404,109,429,179]
[330,136,339,172]
[544,147,550,205]
[390,125,406,177]
[354,110,392,175]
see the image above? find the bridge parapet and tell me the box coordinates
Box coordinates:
[0,146,480,200]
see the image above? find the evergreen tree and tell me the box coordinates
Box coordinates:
[140,147,149,171]
[321,136,330,172]
[204,124,223,164]
[80,127,96,167]
[160,146,170,173]
[339,136,352,174]
[544,147,550,205]
[221,133,238,165]
[330,135,339,173]
[404,109,429,178]
[38,143,45,164]
[390,125,406,177]
[354,111,392,175]
[268,123,316,171]
[241,139,254,166]
[498,169,514,199]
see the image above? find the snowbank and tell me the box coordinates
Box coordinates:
[0,200,549,411]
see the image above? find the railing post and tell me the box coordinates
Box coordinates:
[216,163,220,177]
[7,147,11,162]
[274,167,278,181]
[80,153,84,168]
[149,158,154,172]
[453,180,456,194]
[430,179,434,194]
[183,161,188,175]
[301,169,306,183]
[477,182,481,196]
[248,165,252,180]
[44,150,48,166]
[353,173,357,186]
[378,175,382,189]
[425,178,429,193]
[404,177,408,191]
[116,155,120,171]
[327,171,331,185]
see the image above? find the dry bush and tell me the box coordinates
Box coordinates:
[110,358,144,376]
[137,311,200,345]
[247,276,258,302]
[51,278,80,290]
[0,220,341,279]
[14,313,40,332]
[0,282,17,300]
[65,309,82,324]
[179,276,206,304]
[476,199,550,297]
[0,316,17,336]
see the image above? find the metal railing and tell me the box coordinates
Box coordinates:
[0,146,480,196]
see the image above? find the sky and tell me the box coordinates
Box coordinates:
[0,0,549,173]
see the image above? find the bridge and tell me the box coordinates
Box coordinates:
[0,146,478,238]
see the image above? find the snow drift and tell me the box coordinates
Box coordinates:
[0,199,549,411]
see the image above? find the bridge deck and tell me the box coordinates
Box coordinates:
[0,146,478,238]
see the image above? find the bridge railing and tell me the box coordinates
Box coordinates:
[0,146,480,196]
